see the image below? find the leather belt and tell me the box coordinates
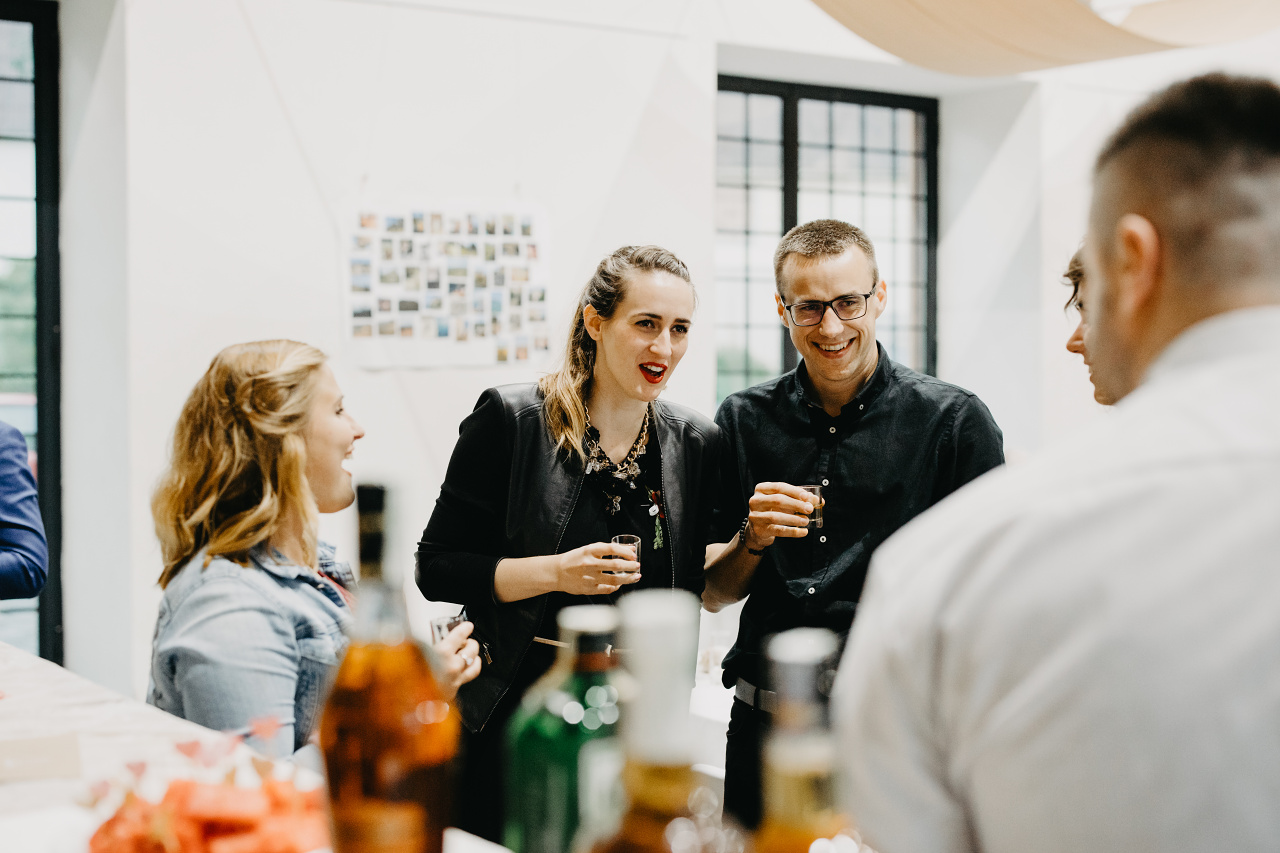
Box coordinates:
[735,677,777,714]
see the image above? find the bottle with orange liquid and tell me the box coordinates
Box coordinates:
[753,628,857,853]
[320,484,460,853]
[591,590,711,853]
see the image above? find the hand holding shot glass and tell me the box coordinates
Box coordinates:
[602,534,642,575]
[743,482,826,549]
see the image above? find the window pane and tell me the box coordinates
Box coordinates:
[894,152,917,196]
[717,91,746,139]
[798,191,830,224]
[0,139,35,198]
[717,139,746,186]
[798,99,829,146]
[878,240,898,285]
[747,325,782,377]
[747,234,776,279]
[833,149,862,194]
[865,105,894,150]
[895,240,919,284]
[798,145,830,191]
[0,22,34,81]
[748,187,782,234]
[747,278,777,326]
[0,317,36,375]
[716,186,746,232]
[716,233,747,279]
[717,326,747,377]
[0,81,34,139]
[747,94,782,142]
[864,196,892,244]
[747,141,782,187]
[717,277,747,327]
[832,194,862,228]
[894,196,916,241]
[0,257,35,315]
[833,102,862,148]
[0,198,35,258]
[895,109,920,152]
[865,152,893,194]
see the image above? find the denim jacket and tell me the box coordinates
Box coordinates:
[147,542,353,756]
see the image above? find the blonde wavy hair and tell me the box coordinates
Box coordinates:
[153,340,328,588]
[539,245,692,461]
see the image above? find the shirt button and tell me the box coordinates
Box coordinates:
[828,426,836,434]
[859,404,864,410]
[821,479,829,486]
[808,587,816,595]
[820,536,827,543]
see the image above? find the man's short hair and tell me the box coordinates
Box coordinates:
[773,220,879,297]
[1094,73,1280,288]
[1063,247,1084,310]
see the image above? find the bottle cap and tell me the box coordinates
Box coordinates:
[619,590,700,765]
[558,605,620,635]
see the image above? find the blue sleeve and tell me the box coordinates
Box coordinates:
[0,421,48,600]
[152,576,299,757]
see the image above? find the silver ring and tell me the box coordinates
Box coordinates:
[462,654,476,667]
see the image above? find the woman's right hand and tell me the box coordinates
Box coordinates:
[554,542,641,595]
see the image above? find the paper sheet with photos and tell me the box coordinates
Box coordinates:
[348,207,552,367]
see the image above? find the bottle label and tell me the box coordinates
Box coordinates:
[576,737,624,846]
[332,801,427,853]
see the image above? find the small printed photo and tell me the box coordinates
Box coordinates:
[484,243,497,262]
[491,317,502,336]
[381,239,394,261]
[534,335,550,351]
[510,289,523,308]
[494,268,506,288]
[461,243,479,257]
[467,214,480,235]
[386,216,405,233]
[485,216,496,235]
[448,281,466,294]
[516,336,530,360]
[430,213,444,234]
[448,264,468,279]
[353,323,373,337]
[359,212,377,229]
[502,214,515,236]
[529,306,547,323]
[350,260,371,292]
[475,270,488,288]
[529,287,546,303]
[521,217,532,237]
[502,242,520,258]
[448,217,461,235]
[400,324,415,338]
[378,320,396,336]
[379,268,400,284]
[378,298,392,312]
[352,305,372,319]
[510,313,523,332]
[491,291,505,313]
[426,267,441,288]
[353,234,372,250]
[404,266,421,289]
[437,317,451,338]
[474,321,487,338]
[399,299,419,312]
[497,340,510,362]
[400,239,414,257]
[456,322,469,343]
[527,243,539,261]
[450,297,468,316]
[420,242,434,261]
[471,295,485,314]
[445,242,462,257]
[424,292,443,310]
[412,213,425,233]
[512,267,530,283]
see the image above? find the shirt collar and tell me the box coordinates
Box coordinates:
[1143,306,1280,388]
[793,342,892,416]
[250,540,354,586]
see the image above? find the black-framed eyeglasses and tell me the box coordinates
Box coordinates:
[783,288,877,327]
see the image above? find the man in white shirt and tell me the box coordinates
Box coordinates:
[832,73,1280,853]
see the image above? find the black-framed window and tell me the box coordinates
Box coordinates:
[715,75,938,401]
[0,0,60,663]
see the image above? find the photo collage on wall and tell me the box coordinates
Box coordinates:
[348,206,551,365]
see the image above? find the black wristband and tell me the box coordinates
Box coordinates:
[740,516,767,557]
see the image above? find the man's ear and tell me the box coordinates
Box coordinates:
[583,304,603,342]
[1114,213,1163,319]
[872,279,888,319]
[775,292,788,328]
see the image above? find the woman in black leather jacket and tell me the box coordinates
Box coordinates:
[416,245,722,841]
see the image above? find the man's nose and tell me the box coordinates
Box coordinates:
[819,304,846,335]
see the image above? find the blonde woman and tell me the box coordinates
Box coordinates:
[416,246,724,840]
[148,340,479,756]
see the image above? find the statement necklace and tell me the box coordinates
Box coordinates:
[583,406,651,515]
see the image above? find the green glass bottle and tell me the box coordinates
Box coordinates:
[505,606,625,853]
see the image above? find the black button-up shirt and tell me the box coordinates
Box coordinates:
[712,344,1005,688]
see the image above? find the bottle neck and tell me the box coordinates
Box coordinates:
[348,577,410,645]
[573,648,617,674]
[621,760,694,818]
[762,731,839,828]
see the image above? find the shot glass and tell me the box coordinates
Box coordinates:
[603,534,641,575]
[430,608,468,644]
[799,485,824,530]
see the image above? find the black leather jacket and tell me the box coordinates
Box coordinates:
[416,383,722,733]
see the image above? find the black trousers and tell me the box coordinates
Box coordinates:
[722,696,767,830]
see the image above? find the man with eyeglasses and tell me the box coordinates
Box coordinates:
[703,219,1004,829]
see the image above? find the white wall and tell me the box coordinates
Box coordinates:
[57,0,1280,696]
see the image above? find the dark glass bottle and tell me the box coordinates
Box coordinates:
[320,484,460,853]
[753,628,856,853]
[505,605,625,853]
